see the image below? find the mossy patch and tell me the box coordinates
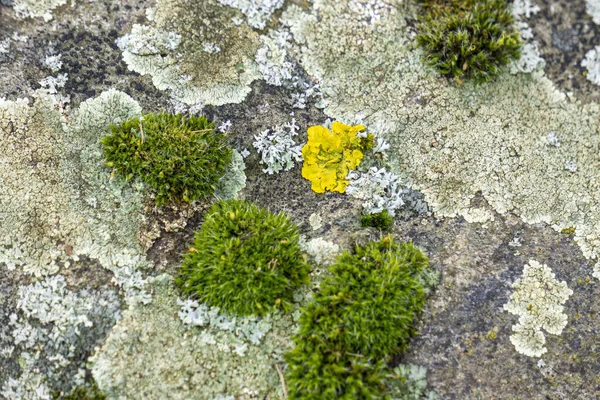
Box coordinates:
[101,112,232,206]
[360,210,394,231]
[416,0,522,82]
[176,199,310,316]
[285,236,435,399]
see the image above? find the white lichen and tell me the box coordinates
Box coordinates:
[11,0,69,21]
[43,54,63,72]
[39,73,68,94]
[503,260,573,357]
[0,38,10,54]
[308,213,323,231]
[510,1,544,74]
[546,131,560,147]
[300,236,340,266]
[581,46,600,86]
[586,0,600,25]
[3,275,120,394]
[214,149,247,200]
[510,42,544,74]
[252,118,303,174]
[256,29,294,86]
[216,0,285,29]
[218,119,232,133]
[512,0,541,19]
[177,299,271,345]
[346,167,405,216]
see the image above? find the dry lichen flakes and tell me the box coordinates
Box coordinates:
[503,260,573,357]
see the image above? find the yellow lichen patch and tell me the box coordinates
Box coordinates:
[301,121,370,193]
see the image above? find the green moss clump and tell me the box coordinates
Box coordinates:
[176,199,310,316]
[360,210,394,230]
[101,113,232,206]
[416,0,522,83]
[53,383,107,400]
[285,236,434,399]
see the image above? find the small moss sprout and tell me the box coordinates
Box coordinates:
[361,210,394,230]
[176,199,310,316]
[101,113,232,206]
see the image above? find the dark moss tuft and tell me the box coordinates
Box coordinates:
[53,382,106,400]
[285,236,435,399]
[101,112,232,206]
[416,0,522,83]
[360,210,394,230]
[176,199,310,316]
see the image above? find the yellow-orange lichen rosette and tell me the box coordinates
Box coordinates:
[301,122,369,193]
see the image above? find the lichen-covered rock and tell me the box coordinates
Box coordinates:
[284,0,600,268]
[10,0,68,21]
[0,89,148,279]
[504,260,573,357]
[91,274,294,399]
[117,0,261,106]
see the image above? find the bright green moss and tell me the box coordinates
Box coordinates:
[285,236,434,399]
[416,0,521,83]
[101,113,232,206]
[360,210,394,231]
[176,199,310,316]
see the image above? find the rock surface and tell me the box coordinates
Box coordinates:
[1,0,600,399]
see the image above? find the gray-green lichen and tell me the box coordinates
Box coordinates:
[214,149,246,200]
[91,274,295,399]
[503,260,573,357]
[117,0,261,106]
[0,89,150,284]
[10,0,69,21]
[0,88,155,395]
[388,364,439,400]
[283,0,600,270]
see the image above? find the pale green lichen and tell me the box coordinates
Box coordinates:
[503,260,573,357]
[283,0,600,269]
[388,364,439,400]
[117,0,261,106]
[0,88,152,395]
[11,0,69,21]
[216,0,285,30]
[0,89,149,283]
[299,236,340,267]
[91,274,295,399]
[3,275,120,395]
[214,149,247,200]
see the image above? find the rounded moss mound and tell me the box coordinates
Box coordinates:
[416,0,521,83]
[285,236,435,399]
[176,199,310,316]
[101,112,232,206]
